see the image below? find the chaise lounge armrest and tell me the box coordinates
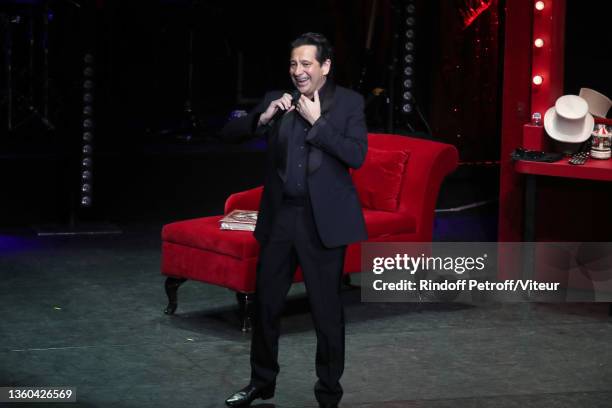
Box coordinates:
[224,186,263,214]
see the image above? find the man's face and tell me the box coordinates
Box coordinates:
[289,45,331,98]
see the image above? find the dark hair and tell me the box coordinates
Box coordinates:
[290,32,334,65]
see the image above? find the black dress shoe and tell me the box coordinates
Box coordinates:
[225,384,274,407]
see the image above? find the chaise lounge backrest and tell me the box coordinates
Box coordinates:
[365,133,459,242]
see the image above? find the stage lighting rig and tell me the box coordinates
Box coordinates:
[80,52,95,208]
[400,0,416,119]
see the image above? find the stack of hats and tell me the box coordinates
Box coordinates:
[544,88,611,153]
[580,88,612,118]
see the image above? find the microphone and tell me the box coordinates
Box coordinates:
[270,90,301,123]
[288,89,301,107]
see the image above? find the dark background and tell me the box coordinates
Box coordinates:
[0,0,609,228]
[564,0,612,98]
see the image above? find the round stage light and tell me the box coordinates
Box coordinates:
[402,104,413,113]
[534,38,544,48]
[403,91,412,100]
[404,66,413,76]
[535,1,545,11]
[532,75,543,85]
[403,79,413,88]
[81,196,92,207]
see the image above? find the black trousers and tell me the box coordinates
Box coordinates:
[250,199,347,405]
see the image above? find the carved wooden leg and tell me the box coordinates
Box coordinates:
[164,277,187,315]
[236,292,254,332]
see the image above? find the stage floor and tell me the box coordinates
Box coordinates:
[1,220,611,407]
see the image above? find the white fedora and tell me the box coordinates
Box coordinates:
[544,95,594,143]
[579,88,612,118]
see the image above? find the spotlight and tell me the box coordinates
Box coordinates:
[406,4,416,13]
[83,119,94,129]
[404,54,414,64]
[83,106,93,116]
[534,38,544,48]
[532,75,543,85]
[406,16,415,26]
[81,196,92,207]
[405,29,414,39]
[535,1,544,10]
[404,66,413,76]
[83,93,94,103]
[403,79,413,88]
[83,67,94,77]
[402,104,413,113]
[82,170,92,180]
[83,80,94,90]
[83,132,93,142]
[84,53,94,64]
[82,157,93,167]
[403,91,412,100]
[81,183,92,193]
[82,144,93,154]
[405,42,414,51]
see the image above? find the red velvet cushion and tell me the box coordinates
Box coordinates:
[162,216,259,259]
[352,148,410,211]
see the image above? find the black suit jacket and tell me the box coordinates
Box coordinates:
[222,81,368,248]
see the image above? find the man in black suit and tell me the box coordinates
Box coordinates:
[223,32,368,408]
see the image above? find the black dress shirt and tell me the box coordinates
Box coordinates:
[282,113,310,198]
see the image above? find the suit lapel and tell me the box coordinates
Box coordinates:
[308,80,336,175]
[320,80,336,115]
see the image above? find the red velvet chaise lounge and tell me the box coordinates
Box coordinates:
[161,133,458,330]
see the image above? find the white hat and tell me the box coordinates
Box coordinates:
[544,95,594,143]
[579,88,612,118]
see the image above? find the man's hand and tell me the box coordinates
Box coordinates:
[258,93,296,126]
[296,90,321,126]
